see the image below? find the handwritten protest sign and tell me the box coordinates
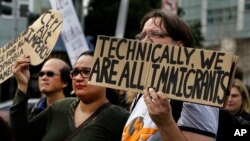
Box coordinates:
[89,35,238,107]
[50,0,89,66]
[0,10,63,84]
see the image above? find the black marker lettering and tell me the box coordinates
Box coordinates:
[98,36,110,57]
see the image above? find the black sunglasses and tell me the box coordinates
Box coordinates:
[70,67,91,79]
[38,71,60,77]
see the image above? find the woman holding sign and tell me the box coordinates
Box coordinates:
[10,51,129,141]
[122,9,219,141]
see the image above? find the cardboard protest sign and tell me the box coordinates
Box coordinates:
[89,35,238,107]
[50,0,89,66]
[0,10,63,84]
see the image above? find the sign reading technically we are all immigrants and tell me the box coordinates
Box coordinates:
[89,36,238,107]
[0,10,62,84]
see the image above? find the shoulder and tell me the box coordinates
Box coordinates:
[240,112,250,121]
[97,104,129,123]
[50,97,77,109]
[106,104,130,117]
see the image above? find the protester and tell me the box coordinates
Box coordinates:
[217,78,250,141]
[10,50,129,141]
[29,58,72,119]
[122,9,219,141]
[225,78,250,122]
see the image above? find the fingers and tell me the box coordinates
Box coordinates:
[143,88,162,111]
[12,56,30,73]
[143,88,171,112]
[157,91,169,107]
[144,88,173,127]
[143,89,155,114]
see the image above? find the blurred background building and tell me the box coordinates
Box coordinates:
[179,0,250,85]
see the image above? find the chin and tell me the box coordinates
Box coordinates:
[75,91,88,99]
[78,95,97,104]
[40,89,50,95]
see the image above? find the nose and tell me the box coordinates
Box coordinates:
[227,95,233,103]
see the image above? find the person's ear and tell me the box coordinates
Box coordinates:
[177,41,184,46]
[62,81,68,88]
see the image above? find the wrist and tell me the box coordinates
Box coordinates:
[18,84,28,93]
[157,115,176,129]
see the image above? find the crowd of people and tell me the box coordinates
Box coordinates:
[0,9,250,141]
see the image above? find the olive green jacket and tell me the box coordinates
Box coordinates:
[10,90,129,141]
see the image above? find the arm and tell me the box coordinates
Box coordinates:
[9,56,30,140]
[144,88,217,141]
[10,90,48,141]
[12,56,30,93]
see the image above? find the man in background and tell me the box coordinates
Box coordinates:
[28,58,72,119]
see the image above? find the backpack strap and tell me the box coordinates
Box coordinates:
[130,93,143,112]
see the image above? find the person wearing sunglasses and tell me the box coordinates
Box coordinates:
[122,9,218,141]
[28,58,72,119]
[10,50,129,141]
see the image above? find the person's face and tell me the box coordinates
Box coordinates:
[38,59,66,96]
[226,87,242,114]
[71,55,106,103]
[140,17,179,45]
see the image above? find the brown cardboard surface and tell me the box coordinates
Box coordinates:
[89,35,238,107]
[0,10,62,84]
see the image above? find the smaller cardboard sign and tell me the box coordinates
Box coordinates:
[0,10,63,84]
[89,35,238,107]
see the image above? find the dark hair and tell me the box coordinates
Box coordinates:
[106,88,120,105]
[78,50,94,58]
[60,65,72,97]
[140,9,194,47]
[235,67,243,80]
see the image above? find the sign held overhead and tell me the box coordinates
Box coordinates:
[0,10,63,84]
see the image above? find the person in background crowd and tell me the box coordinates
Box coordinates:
[10,50,129,141]
[29,58,72,119]
[226,79,250,122]
[217,78,250,141]
[122,9,219,141]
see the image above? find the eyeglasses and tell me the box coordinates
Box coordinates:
[135,31,169,41]
[38,71,60,77]
[70,67,91,79]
